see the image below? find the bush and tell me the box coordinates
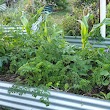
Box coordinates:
[62,15,80,36]
[45,0,68,10]
[1,8,22,25]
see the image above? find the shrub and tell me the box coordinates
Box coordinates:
[45,0,68,9]
[62,15,80,36]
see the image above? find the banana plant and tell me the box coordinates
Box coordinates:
[78,14,110,49]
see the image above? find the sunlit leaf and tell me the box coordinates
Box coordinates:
[100,70,109,76]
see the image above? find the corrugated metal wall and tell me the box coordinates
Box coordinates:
[0,81,110,110]
[65,36,110,48]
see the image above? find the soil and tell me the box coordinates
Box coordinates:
[0,74,18,83]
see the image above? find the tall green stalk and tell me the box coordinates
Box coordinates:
[78,14,89,49]
[78,14,110,49]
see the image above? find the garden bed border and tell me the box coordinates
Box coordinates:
[0,81,110,110]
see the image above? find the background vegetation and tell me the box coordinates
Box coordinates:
[0,0,110,37]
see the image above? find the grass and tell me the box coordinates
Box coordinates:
[49,0,74,24]
[49,10,69,24]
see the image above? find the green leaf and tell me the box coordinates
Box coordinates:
[37,7,44,15]
[100,70,109,76]
[20,11,28,28]
[102,80,109,86]
[56,81,60,87]
[98,48,105,56]
[46,82,52,87]
[107,92,110,99]
[64,83,69,91]
[91,18,110,32]
[82,13,89,29]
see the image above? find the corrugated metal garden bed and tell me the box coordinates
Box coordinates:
[0,26,110,109]
[0,81,110,110]
[65,36,110,48]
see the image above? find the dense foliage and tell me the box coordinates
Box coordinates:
[1,10,110,104]
[80,0,97,4]
[62,1,110,38]
[0,0,110,106]
[45,0,68,9]
[62,0,100,36]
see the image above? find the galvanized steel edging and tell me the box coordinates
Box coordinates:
[0,81,110,110]
[65,36,110,48]
[0,25,110,48]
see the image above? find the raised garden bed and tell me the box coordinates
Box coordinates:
[0,81,110,110]
[0,7,110,109]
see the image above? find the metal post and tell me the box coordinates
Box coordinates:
[100,0,106,38]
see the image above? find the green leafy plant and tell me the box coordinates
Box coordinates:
[9,84,50,106]
[62,15,80,36]
[20,7,44,35]
[7,18,110,97]
[2,8,52,106]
